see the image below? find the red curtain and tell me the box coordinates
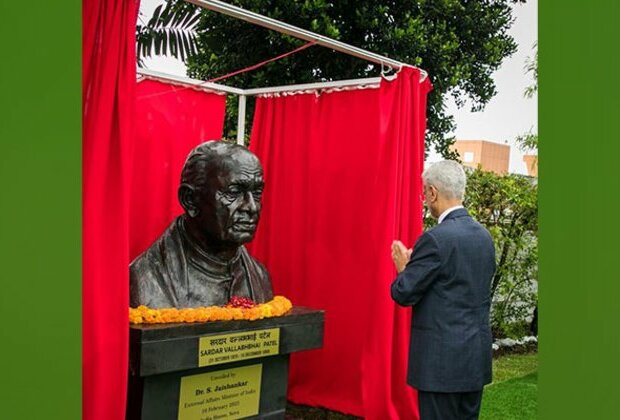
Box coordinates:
[130,80,227,260]
[248,67,431,419]
[82,1,139,420]
[83,2,225,418]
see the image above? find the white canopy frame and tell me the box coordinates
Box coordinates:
[140,0,428,144]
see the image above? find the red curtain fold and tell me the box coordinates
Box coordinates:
[248,67,431,419]
[360,68,432,419]
[83,2,225,418]
[82,1,139,420]
[130,80,227,261]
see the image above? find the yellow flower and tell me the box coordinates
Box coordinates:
[129,296,293,324]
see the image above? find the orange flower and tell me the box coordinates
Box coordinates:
[129,296,293,324]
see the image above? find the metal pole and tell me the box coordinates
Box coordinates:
[138,69,384,97]
[137,68,245,95]
[186,0,427,79]
[236,95,247,145]
[243,77,382,96]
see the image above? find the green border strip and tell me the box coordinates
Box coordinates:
[3,1,620,419]
[540,1,620,419]
[0,1,81,419]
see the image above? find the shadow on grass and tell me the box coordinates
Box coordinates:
[285,403,361,420]
[480,372,538,420]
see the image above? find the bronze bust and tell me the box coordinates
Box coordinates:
[130,141,273,308]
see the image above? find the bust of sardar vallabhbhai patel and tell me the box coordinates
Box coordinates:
[130,140,273,308]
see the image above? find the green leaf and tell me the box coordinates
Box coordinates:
[153,31,161,55]
[186,11,201,29]
[148,4,162,27]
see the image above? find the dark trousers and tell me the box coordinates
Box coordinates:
[418,390,483,420]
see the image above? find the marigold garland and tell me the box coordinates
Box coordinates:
[129,296,293,324]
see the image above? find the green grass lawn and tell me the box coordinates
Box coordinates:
[286,352,538,419]
[480,353,538,420]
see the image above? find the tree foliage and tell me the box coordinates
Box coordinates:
[424,168,538,338]
[515,131,538,153]
[138,0,524,157]
[467,169,537,338]
[516,42,538,154]
[523,41,538,99]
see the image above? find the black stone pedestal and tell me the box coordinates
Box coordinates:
[127,307,324,420]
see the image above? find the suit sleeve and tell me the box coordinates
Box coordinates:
[391,232,442,307]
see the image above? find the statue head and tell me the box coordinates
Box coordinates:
[179,141,264,250]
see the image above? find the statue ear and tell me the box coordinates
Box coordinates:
[179,184,199,218]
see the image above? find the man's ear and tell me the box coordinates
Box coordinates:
[429,185,439,202]
[179,184,199,218]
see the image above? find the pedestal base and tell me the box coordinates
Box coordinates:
[127,307,324,420]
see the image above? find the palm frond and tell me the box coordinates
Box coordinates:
[136,0,201,65]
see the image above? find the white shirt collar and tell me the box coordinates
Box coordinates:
[438,205,464,224]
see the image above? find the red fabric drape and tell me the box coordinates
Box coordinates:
[82,1,139,420]
[130,80,227,260]
[360,68,432,419]
[84,7,225,412]
[248,67,431,419]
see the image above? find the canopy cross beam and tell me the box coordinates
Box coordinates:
[185,0,427,80]
[145,0,429,144]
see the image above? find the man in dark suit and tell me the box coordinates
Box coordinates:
[391,160,496,420]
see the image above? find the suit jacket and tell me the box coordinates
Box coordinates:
[391,208,496,392]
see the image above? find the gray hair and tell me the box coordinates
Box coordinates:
[422,160,466,200]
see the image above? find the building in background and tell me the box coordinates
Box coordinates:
[523,154,538,177]
[451,140,511,174]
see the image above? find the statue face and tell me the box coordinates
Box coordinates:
[196,152,264,246]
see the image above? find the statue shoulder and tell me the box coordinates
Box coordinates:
[240,247,270,276]
[129,218,185,308]
[238,246,273,302]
